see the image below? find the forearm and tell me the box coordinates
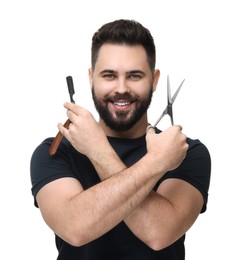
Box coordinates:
[65,154,163,246]
[124,191,176,250]
[85,137,175,249]
[87,139,126,179]
[88,141,183,250]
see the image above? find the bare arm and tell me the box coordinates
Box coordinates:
[121,126,204,250]
[37,151,167,247]
[124,179,204,250]
[36,103,192,250]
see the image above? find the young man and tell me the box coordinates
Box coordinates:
[30,19,211,259]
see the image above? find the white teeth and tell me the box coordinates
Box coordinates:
[114,102,130,107]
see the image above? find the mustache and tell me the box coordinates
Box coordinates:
[106,93,138,102]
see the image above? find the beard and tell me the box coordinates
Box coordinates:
[92,85,153,131]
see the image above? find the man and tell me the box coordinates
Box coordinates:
[30,19,211,259]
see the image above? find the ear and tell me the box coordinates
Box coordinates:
[152,69,160,92]
[88,68,93,88]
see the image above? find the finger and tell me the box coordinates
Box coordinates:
[146,125,155,134]
[174,124,183,131]
[58,122,70,137]
[66,109,75,121]
[66,109,69,118]
[64,102,78,114]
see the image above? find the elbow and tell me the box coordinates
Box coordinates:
[58,226,90,247]
[63,232,89,247]
[147,239,167,251]
[145,234,175,251]
[65,235,85,247]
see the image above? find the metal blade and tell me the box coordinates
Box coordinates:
[171,79,185,104]
[66,76,75,103]
[167,75,172,103]
[152,77,185,128]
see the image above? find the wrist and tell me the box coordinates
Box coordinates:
[88,142,126,180]
[142,152,168,177]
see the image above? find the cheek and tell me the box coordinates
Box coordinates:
[133,82,152,97]
[92,81,113,98]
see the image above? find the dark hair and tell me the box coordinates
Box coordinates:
[91,19,156,71]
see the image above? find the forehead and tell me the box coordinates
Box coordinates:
[94,43,150,72]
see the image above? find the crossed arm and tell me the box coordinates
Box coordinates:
[36,103,204,250]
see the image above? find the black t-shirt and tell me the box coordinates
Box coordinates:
[30,133,211,260]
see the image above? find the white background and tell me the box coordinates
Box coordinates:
[1,0,242,259]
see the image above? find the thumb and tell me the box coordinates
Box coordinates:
[146,125,155,135]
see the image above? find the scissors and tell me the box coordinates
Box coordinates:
[147,75,185,132]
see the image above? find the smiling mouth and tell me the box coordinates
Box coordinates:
[113,101,132,107]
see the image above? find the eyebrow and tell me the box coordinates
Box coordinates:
[127,70,146,76]
[99,69,116,75]
[99,69,146,75]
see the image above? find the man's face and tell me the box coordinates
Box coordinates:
[90,43,156,131]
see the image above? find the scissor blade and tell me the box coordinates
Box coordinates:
[167,75,172,103]
[153,108,167,128]
[152,77,185,128]
[171,79,185,104]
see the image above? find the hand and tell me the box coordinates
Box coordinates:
[146,125,188,174]
[58,102,108,156]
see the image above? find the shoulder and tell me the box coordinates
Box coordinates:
[156,137,211,213]
[32,137,72,155]
[30,137,75,203]
[186,138,211,169]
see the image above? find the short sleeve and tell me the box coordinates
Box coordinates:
[30,138,75,207]
[155,138,211,213]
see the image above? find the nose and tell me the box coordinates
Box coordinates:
[115,78,130,94]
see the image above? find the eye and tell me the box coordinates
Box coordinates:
[128,74,142,80]
[103,73,116,80]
